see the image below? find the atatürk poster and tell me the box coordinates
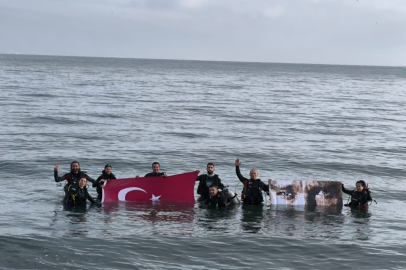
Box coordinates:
[268,180,343,206]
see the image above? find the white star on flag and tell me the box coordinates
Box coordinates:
[150,194,161,201]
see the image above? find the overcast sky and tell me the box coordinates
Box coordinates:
[1,0,405,66]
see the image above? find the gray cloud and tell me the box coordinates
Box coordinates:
[0,0,405,66]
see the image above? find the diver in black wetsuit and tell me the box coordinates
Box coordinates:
[136,162,167,178]
[54,161,99,191]
[196,163,225,199]
[342,180,372,209]
[204,186,228,207]
[63,178,96,206]
[235,159,269,205]
[94,164,117,198]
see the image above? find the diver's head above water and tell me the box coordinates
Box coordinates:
[206,163,215,175]
[249,169,258,180]
[152,162,160,174]
[209,185,218,197]
[78,178,87,189]
[104,164,112,175]
[70,161,80,174]
[356,180,367,192]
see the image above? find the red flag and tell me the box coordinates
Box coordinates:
[102,171,198,203]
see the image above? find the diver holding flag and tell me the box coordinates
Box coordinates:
[196,163,225,199]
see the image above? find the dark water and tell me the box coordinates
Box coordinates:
[1,54,406,269]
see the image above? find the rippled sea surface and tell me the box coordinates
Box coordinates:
[1,54,406,269]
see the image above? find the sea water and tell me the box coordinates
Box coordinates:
[1,54,406,269]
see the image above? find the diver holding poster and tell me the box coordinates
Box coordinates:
[235,159,269,205]
[342,180,372,209]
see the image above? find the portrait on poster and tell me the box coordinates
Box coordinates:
[268,180,342,206]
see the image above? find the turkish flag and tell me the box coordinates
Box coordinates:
[102,171,198,203]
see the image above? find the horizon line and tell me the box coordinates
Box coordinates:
[1,52,405,69]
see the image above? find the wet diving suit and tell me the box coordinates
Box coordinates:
[236,166,269,205]
[63,184,96,206]
[54,170,98,188]
[196,174,225,199]
[342,185,372,209]
[204,190,228,207]
[144,172,166,177]
[94,170,117,197]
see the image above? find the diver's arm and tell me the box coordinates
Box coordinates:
[236,166,248,183]
[54,171,67,182]
[93,175,103,188]
[86,191,96,204]
[197,175,206,195]
[54,171,60,182]
[54,164,61,182]
[261,181,270,193]
[341,184,353,195]
[85,174,98,186]
[365,189,372,202]
[217,176,225,189]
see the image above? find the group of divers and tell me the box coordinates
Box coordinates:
[54,159,373,210]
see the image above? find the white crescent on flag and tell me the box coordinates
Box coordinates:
[118,187,147,201]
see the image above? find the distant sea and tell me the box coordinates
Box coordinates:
[1,54,406,269]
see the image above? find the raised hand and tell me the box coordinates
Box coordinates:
[235,159,241,166]
[54,164,59,172]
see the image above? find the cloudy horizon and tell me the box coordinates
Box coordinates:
[1,0,405,66]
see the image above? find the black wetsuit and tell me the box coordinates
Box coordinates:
[236,166,269,205]
[54,170,98,188]
[204,190,228,207]
[196,174,225,199]
[94,170,117,197]
[144,172,166,177]
[63,184,96,206]
[342,185,372,209]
